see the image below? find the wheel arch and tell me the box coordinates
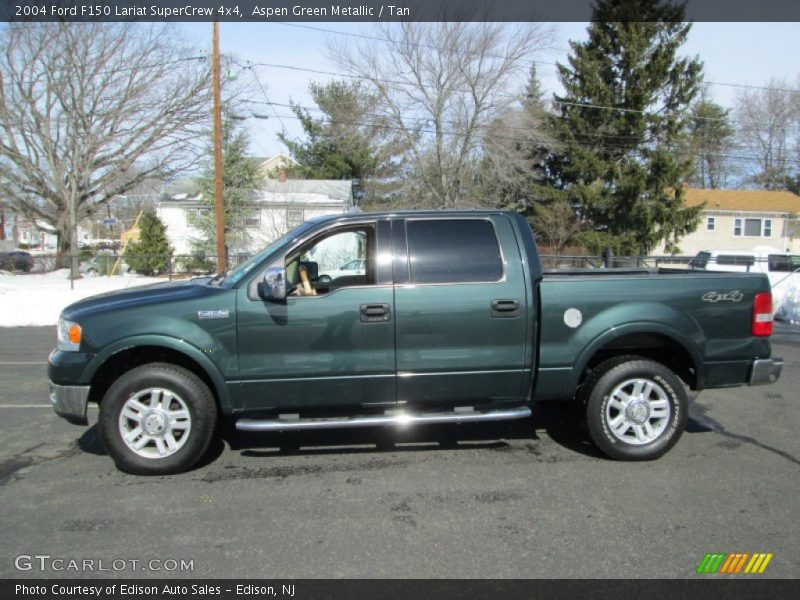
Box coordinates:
[84,336,232,414]
[571,324,704,393]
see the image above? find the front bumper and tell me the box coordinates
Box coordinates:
[749,358,783,386]
[49,382,90,425]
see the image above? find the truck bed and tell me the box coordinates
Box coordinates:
[534,268,774,401]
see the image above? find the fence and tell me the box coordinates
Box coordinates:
[539,254,695,270]
[4,251,798,279]
[5,253,254,280]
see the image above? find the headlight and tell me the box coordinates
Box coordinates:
[57,317,82,352]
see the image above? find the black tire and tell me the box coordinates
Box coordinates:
[582,356,687,461]
[99,363,217,475]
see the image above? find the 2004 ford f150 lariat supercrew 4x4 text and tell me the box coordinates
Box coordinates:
[48,211,783,474]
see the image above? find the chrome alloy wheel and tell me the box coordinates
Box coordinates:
[605,378,671,445]
[118,388,192,459]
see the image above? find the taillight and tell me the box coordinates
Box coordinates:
[752,292,773,337]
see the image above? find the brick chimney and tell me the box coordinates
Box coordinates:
[278,168,287,183]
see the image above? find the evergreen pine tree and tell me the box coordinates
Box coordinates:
[687,98,735,189]
[124,210,173,276]
[549,0,704,254]
[193,113,263,261]
[279,80,404,207]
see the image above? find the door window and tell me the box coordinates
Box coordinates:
[286,226,374,295]
[406,219,503,284]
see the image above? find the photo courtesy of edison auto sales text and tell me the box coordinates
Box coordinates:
[14,584,294,596]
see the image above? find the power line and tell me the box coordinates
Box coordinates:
[238,61,287,133]
[239,60,800,129]
[245,109,800,167]
[274,22,559,68]
[247,97,800,143]
[704,80,800,94]
[271,22,800,97]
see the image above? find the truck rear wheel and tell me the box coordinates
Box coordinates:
[583,357,687,461]
[99,363,217,475]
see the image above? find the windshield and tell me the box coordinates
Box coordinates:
[218,220,321,288]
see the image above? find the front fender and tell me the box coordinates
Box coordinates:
[83,334,232,413]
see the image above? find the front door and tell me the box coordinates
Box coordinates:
[235,220,396,410]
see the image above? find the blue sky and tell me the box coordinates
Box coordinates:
[178,21,800,158]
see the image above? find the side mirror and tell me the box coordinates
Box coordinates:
[260,266,287,301]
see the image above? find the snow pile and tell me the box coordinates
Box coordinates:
[0,270,168,327]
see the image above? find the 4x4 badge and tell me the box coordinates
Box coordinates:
[702,291,743,303]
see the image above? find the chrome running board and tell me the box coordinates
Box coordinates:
[235,406,531,432]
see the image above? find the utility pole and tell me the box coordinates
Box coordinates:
[212,21,226,274]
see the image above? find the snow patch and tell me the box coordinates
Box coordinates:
[0,270,168,327]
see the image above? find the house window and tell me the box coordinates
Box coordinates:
[734,218,773,237]
[287,209,305,228]
[244,213,261,228]
[706,217,715,231]
[186,208,210,227]
[744,218,762,237]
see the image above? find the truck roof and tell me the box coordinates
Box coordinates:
[318,209,515,223]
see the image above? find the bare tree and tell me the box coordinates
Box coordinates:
[734,78,799,189]
[328,21,554,208]
[0,23,211,273]
[530,200,580,254]
[479,65,560,213]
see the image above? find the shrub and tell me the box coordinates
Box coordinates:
[123,211,173,276]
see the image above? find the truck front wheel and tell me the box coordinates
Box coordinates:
[99,363,217,475]
[583,357,687,461]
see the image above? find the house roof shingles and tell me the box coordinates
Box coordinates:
[260,179,353,203]
[685,188,800,214]
[159,179,353,205]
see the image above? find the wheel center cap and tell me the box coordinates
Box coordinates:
[627,401,649,424]
[142,411,167,436]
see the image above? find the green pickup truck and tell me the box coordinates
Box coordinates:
[49,211,783,474]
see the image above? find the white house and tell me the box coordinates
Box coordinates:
[655,188,800,255]
[1,211,59,252]
[156,176,354,257]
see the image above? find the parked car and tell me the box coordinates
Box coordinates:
[689,248,800,274]
[318,258,366,283]
[0,251,34,273]
[49,211,782,475]
[80,252,129,276]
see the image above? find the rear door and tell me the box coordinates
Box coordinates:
[393,215,529,406]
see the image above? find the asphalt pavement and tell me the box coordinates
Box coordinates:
[0,325,798,579]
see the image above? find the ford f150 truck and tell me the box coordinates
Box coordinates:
[49,211,783,474]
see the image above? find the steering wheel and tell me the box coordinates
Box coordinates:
[317,274,332,285]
